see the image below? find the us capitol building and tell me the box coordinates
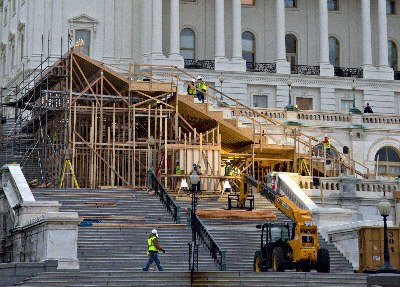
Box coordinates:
[0,0,398,178]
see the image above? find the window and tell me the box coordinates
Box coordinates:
[375,147,400,176]
[340,99,352,112]
[19,33,23,61]
[242,0,255,5]
[296,97,313,110]
[285,0,296,8]
[2,54,6,77]
[387,0,396,15]
[18,22,25,62]
[285,34,297,69]
[11,0,16,14]
[180,28,195,60]
[242,31,255,69]
[10,43,15,69]
[388,40,398,70]
[253,95,268,108]
[329,36,340,67]
[3,6,7,26]
[328,0,338,11]
[75,30,90,55]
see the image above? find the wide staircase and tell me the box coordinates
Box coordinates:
[16,188,217,286]
[14,187,369,286]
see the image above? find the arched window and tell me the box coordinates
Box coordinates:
[285,34,297,69]
[375,147,400,176]
[328,0,339,11]
[180,28,195,60]
[387,0,396,15]
[388,40,398,70]
[242,31,255,69]
[329,36,340,67]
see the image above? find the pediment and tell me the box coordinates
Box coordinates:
[68,14,98,24]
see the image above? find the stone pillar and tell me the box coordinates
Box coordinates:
[214,0,226,60]
[360,0,376,79]
[150,0,166,62]
[318,0,333,76]
[140,0,150,63]
[376,0,394,79]
[361,0,372,66]
[168,0,184,67]
[216,0,245,71]
[231,0,242,60]
[275,0,290,74]
[377,0,388,67]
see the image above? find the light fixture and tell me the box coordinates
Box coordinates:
[349,80,361,114]
[377,194,398,273]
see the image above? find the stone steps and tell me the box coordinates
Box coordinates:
[17,271,368,287]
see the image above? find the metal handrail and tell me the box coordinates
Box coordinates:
[191,214,226,271]
[150,172,181,224]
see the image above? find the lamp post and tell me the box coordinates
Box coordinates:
[285,78,297,111]
[189,170,200,275]
[377,193,398,273]
[147,136,155,188]
[350,80,361,114]
[218,73,224,106]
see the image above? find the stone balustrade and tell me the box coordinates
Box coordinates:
[237,107,399,129]
[297,176,399,193]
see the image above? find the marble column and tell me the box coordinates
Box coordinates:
[318,0,333,76]
[140,0,150,63]
[377,0,389,67]
[168,0,183,66]
[216,0,245,71]
[275,0,290,74]
[231,0,242,60]
[150,0,165,61]
[215,0,225,59]
[361,0,372,67]
[375,0,393,79]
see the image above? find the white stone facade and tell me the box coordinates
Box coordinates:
[0,0,399,172]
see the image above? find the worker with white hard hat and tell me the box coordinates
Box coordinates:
[143,228,165,271]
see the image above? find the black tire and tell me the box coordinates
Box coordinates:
[317,248,330,273]
[272,247,286,272]
[253,251,265,272]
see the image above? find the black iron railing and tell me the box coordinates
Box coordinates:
[247,62,276,73]
[394,71,400,80]
[191,213,226,271]
[291,65,320,75]
[150,173,181,224]
[334,67,363,78]
[184,59,215,70]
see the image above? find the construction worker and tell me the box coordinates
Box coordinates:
[187,79,196,96]
[175,160,182,175]
[143,229,165,271]
[196,76,207,103]
[323,135,332,161]
[190,163,201,192]
[224,160,233,176]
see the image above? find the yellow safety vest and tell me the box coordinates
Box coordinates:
[325,139,331,149]
[198,81,207,91]
[147,235,158,252]
[188,85,196,95]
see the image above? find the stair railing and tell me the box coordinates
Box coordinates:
[191,213,226,271]
[150,172,181,224]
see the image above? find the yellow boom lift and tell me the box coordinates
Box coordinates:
[243,172,330,272]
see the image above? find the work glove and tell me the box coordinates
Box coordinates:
[162,250,166,253]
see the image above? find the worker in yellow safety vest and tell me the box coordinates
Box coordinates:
[196,75,207,103]
[187,79,197,96]
[143,229,165,271]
